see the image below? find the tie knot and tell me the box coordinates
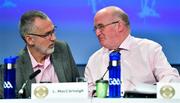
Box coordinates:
[113,48,126,52]
[113,48,121,52]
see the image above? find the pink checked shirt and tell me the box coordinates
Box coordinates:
[28,48,59,83]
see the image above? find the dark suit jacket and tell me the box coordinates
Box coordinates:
[0,41,79,98]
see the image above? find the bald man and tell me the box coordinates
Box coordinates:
[85,6,180,96]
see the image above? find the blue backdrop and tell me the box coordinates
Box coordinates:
[0,0,180,64]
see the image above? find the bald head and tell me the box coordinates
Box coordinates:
[94,6,131,49]
[95,6,130,28]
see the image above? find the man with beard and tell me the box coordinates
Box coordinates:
[0,10,79,98]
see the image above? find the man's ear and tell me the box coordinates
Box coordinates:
[117,22,124,32]
[24,35,34,46]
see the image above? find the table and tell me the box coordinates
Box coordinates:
[0,98,179,103]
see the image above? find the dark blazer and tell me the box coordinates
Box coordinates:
[0,41,79,98]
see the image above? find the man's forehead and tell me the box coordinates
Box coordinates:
[94,14,112,25]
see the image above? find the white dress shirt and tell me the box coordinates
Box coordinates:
[85,35,180,96]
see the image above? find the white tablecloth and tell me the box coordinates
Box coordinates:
[0,98,180,103]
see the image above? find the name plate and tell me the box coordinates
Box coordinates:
[31,82,88,99]
[157,83,180,99]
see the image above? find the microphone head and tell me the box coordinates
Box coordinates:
[29,69,41,80]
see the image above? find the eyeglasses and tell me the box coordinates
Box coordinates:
[28,26,57,39]
[94,20,120,31]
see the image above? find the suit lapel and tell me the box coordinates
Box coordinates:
[21,48,36,82]
[20,48,36,96]
[51,51,66,82]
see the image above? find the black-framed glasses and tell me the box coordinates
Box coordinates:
[28,26,57,38]
[93,20,120,31]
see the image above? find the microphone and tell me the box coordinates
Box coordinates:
[18,69,41,95]
[29,69,41,80]
[100,66,110,80]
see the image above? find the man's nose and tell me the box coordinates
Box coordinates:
[50,33,56,41]
[95,29,102,36]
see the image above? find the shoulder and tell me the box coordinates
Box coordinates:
[88,48,105,63]
[54,40,68,48]
[16,48,29,63]
[53,40,73,59]
[131,36,162,50]
[54,40,70,52]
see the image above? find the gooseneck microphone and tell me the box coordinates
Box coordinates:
[100,66,110,80]
[18,69,41,95]
[29,69,41,80]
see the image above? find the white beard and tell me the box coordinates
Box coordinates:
[34,44,54,55]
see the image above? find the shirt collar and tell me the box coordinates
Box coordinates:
[119,34,132,50]
[102,34,132,53]
[27,47,51,69]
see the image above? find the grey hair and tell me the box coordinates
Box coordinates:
[19,10,49,41]
[111,6,130,29]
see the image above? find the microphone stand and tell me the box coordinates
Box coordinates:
[18,80,29,97]
[100,66,110,80]
[17,69,41,98]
